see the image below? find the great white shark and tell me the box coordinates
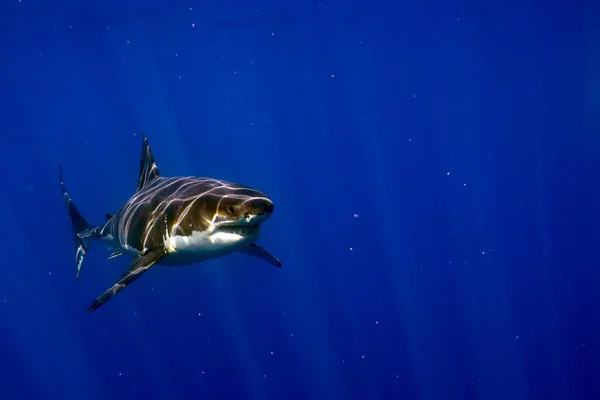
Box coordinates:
[60,135,281,313]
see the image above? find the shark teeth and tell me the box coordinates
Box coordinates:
[217,224,259,237]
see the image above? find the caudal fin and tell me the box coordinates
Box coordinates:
[59,165,100,282]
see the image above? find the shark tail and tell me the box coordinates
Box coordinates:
[59,165,102,282]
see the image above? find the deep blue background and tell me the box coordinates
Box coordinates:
[1,0,599,399]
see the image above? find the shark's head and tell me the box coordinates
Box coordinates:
[210,194,275,241]
[161,180,276,261]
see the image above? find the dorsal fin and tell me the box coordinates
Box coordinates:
[137,134,160,192]
[105,213,113,220]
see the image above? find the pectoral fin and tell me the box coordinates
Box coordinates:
[86,249,165,313]
[240,243,282,267]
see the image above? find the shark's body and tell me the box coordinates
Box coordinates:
[60,135,281,313]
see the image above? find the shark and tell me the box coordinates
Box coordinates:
[60,135,281,313]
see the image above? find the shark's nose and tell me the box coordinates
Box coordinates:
[250,198,274,216]
[265,202,274,214]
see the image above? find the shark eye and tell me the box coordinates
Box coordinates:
[228,205,235,214]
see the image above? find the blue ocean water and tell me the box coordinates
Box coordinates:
[1,0,599,399]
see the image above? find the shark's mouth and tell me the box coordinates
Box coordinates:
[217,224,260,237]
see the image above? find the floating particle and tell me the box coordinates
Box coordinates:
[353,213,359,218]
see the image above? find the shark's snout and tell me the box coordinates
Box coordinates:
[250,198,274,216]
[243,198,274,225]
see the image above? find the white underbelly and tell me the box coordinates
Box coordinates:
[159,230,256,266]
